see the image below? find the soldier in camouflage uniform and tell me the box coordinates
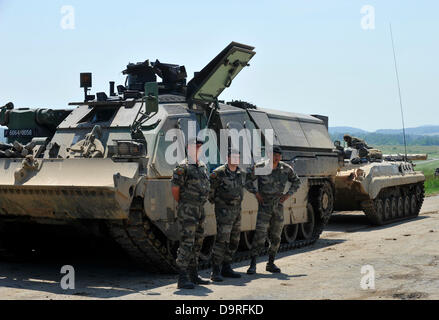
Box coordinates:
[171,138,210,289]
[343,134,380,161]
[343,134,370,150]
[245,146,301,274]
[209,148,244,282]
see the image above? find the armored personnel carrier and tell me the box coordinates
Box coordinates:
[0,42,339,272]
[334,142,426,225]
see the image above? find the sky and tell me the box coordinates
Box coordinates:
[0,0,437,131]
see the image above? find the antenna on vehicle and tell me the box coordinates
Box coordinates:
[389,23,408,162]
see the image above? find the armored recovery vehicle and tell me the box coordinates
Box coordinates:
[0,42,339,272]
[334,142,426,225]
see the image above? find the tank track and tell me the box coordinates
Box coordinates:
[107,180,332,273]
[106,199,177,273]
[361,182,425,226]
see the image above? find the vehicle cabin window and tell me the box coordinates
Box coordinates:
[154,113,217,176]
[177,116,201,146]
[300,122,334,149]
[77,107,119,125]
[219,112,257,132]
[155,117,188,177]
[247,110,281,146]
[269,117,309,148]
[196,113,208,130]
[217,111,257,169]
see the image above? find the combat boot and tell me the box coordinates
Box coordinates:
[210,264,224,282]
[177,269,195,289]
[189,267,210,285]
[266,254,281,273]
[221,263,241,278]
[247,256,257,275]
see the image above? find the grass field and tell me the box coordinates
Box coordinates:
[414,159,439,196]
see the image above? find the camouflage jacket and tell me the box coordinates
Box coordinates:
[348,137,370,150]
[208,164,244,208]
[245,160,301,200]
[171,159,210,204]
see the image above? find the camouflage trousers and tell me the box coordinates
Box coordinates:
[175,202,206,270]
[251,200,284,257]
[212,206,241,266]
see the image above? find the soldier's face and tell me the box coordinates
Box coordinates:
[228,154,240,166]
[195,144,203,159]
[187,143,200,162]
[273,152,281,164]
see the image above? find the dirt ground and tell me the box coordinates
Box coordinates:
[0,196,438,300]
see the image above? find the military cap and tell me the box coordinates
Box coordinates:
[187,137,205,146]
[273,146,282,154]
[227,148,240,157]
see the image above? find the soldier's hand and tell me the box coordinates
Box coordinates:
[280,194,289,204]
[171,186,180,203]
[256,192,264,204]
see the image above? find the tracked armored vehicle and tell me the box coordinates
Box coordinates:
[0,42,339,272]
[334,143,426,225]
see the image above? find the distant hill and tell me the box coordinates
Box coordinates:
[329,126,369,135]
[330,132,439,146]
[376,125,439,136]
[330,125,439,136]
[329,125,439,146]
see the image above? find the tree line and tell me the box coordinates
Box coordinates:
[330,133,439,146]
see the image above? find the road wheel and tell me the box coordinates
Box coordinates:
[391,197,398,218]
[374,198,384,224]
[282,224,299,244]
[299,204,315,240]
[403,195,411,216]
[397,197,404,217]
[383,198,391,220]
[410,194,418,216]
[415,184,423,202]
[311,182,334,219]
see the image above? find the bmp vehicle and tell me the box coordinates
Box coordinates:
[334,141,426,225]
